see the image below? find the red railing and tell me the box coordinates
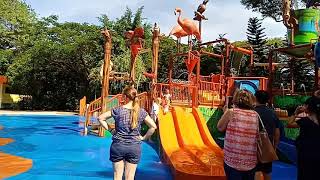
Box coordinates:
[154,83,197,107]
[198,81,224,106]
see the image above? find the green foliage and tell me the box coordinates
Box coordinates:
[200,46,222,76]
[7,21,103,110]
[241,0,308,22]
[232,40,250,47]
[266,37,285,47]
[1,1,162,110]
[157,37,178,82]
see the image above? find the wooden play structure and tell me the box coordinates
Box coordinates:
[81,1,271,136]
[76,1,320,179]
[83,24,161,136]
[262,0,320,102]
[158,4,268,108]
[78,1,320,179]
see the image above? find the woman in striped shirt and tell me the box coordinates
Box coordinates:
[217,89,259,180]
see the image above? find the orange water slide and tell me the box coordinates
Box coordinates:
[158,107,225,180]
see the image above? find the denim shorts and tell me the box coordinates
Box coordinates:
[110,142,141,164]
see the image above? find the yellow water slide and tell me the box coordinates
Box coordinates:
[158,107,225,180]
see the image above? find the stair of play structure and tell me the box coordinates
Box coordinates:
[158,107,225,180]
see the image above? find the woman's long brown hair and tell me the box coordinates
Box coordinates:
[123,86,140,129]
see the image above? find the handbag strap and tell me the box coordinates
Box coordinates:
[257,113,267,131]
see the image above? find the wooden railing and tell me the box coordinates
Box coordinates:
[137,92,150,112]
[85,95,122,127]
[79,96,86,116]
[85,97,102,127]
[84,92,150,136]
[154,83,197,107]
[198,81,224,107]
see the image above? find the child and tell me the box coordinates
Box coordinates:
[163,89,171,114]
[151,98,161,122]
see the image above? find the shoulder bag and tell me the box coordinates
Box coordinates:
[257,114,279,163]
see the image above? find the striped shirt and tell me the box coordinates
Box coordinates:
[224,108,259,171]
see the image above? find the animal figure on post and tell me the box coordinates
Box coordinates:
[194,0,209,21]
[282,0,298,44]
[124,27,145,82]
[174,7,201,41]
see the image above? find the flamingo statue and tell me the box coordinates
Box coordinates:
[174,7,201,41]
[169,24,188,38]
[169,25,188,51]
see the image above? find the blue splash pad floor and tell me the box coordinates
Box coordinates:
[0,115,172,180]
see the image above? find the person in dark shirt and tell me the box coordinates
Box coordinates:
[254,90,281,180]
[293,96,320,180]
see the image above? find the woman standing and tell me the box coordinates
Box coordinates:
[98,86,157,180]
[217,90,259,180]
[293,96,320,180]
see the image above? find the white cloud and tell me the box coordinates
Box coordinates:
[25,0,287,41]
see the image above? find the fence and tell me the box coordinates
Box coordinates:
[84,92,150,136]
[154,83,197,107]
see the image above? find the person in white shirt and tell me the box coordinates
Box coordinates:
[151,98,161,122]
[163,89,171,114]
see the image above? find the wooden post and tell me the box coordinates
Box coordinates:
[290,58,295,94]
[188,35,192,51]
[268,51,274,104]
[150,23,160,108]
[168,56,173,85]
[130,55,137,83]
[196,54,200,107]
[224,43,230,103]
[152,24,160,85]
[290,28,295,47]
[249,52,254,76]
[199,20,202,37]
[99,29,112,137]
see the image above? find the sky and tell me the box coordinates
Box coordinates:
[24,0,287,42]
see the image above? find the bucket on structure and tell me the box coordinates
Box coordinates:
[292,9,320,45]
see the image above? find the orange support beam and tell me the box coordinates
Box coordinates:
[200,50,224,59]
[229,45,253,55]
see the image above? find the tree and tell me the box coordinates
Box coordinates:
[241,0,309,22]
[0,1,174,110]
[0,0,36,75]
[7,17,105,110]
[247,17,268,76]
